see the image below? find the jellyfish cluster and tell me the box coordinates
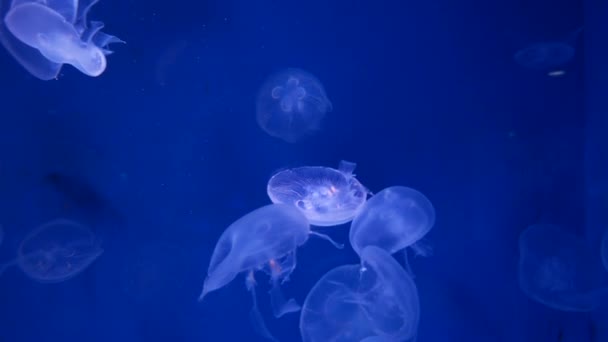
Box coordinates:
[517,224,608,312]
[0,0,123,79]
[0,219,103,283]
[199,160,435,341]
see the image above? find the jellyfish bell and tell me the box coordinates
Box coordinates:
[513,26,583,73]
[267,160,369,227]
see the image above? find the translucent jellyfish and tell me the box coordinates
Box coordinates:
[267,160,369,227]
[199,204,342,341]
[300,246,420,342]
[0,219,103,283]
[0,0,123,80]
[518,224,608,312]
[349,186,436,258]
[513,27,582,73]
[601,230,608,272]
[256,68,332,143]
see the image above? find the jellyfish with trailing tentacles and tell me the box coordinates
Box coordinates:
[0,0,123,79]
[300,246,420,342]
[199,204,342,341]
[256,68,332,143]
[513,27,582,76]
[0,219,103,283]
[518,224,608,312]
[267,160,369,227]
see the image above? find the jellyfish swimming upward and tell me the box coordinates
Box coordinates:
[256,68,332,143]
[0,0,123,80]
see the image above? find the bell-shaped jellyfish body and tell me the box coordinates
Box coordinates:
[513,27,582,73]
[0,219,103,283]
[300,246,420,342]
[0,0,123,80]
[267,160,369,227]
[602,230,608,272]
[518,224,608,312]
[199,204,342,341]
[256,68,332,143]
[349,186,435,258]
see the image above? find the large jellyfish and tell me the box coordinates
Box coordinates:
[0,0,123,80]
[513,27,582,74]
[199,204,342,341]
[267,160,369,227]
[518,224,608,312]
[256,68,332,143]
[300,246,420,342]
[0,218,103,283]
[349,186,435,258]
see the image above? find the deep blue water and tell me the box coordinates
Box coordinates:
[0,0,606,341]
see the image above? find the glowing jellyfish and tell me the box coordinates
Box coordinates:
[518,224,608,312]
[0,0,123,80]
[0,219,103,283]
[267,160,369,227]
[513,27,582,74]
[300,246,420,342]
[601,230,608,272]
[256,68,332,143]
[199,204,342,341]
[349,186,435,258]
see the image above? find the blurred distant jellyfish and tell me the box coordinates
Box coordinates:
[349,186,436,263]
[518,224,608,312]
[267,160,369,227]
[199,204,342,341]
[0,219,103,283]
[602,230,608,272]
[300,246,420,342]
[513,27,582,75]
[0,0,123,80]
[256,68,332,143]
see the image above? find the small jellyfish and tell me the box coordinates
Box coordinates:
[349,186,436,259]
[199,204,342,341]
[513,27,582,74]
[267,160,369,227]
[256,68,332,143]
[0,218,103,283]
[0,0,123,80]
[300,246,420,342]
[518,224,608,312]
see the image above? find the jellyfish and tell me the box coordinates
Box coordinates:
[0,0,123,80]
[601,230,608,272]
[256,68,332,143]
[518,224,608,312]
[199,204,342,341]
[267,160,369,227]
[349,186,435,265]
[300,246,420,342]
[0,218,103,283]
[513,27,582,74]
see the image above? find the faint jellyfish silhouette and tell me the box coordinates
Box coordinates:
[267,160,369,227]
[601,230,608,272]
[256,68,332,143]
[199,204,342,341]
[518,224,608,312]
[349,186,435,264]
[0,218,103,283]
[300,246,420,342]
[513,27,582,75]
[0,0,123,80]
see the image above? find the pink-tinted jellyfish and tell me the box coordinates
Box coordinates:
[256,68,332,143]
[349,186,435,262]
[0,0,123,80]
[267,160,369,227]
[199,204,342,341]
[518,224,608,312]
[300,246,420,342]
[0,218,103,283]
